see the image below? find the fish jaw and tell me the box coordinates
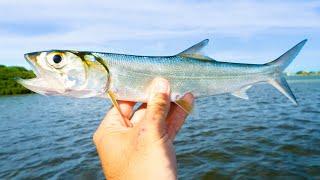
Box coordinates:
[17,77,60,96]
[17,52,65,95]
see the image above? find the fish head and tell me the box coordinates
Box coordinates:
[18,50,109,98]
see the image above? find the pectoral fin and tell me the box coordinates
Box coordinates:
[175,99,193,114]
[107,90,132,127]
[231,85,252,100]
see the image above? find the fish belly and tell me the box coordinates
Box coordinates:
[108,65,266,102]
[100,54,268,102]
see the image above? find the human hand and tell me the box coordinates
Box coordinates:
[93,78,194,180]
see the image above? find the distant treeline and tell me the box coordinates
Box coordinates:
[295,71,320,76]
[0,65,35,95]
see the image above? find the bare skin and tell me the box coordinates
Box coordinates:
[93,78,194,180]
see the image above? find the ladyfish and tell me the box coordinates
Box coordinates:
[18,39,307,127]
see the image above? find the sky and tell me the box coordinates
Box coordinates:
[0,0,319,72]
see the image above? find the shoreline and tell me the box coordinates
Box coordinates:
[1,76,319,97]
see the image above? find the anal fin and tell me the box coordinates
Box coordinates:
[107,90,133,127]
[175,99,193,114]
[231,85,252,100]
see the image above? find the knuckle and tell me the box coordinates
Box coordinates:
[148,101,170,122]
[155,92,168,100]
[150,111,164,121]
[146,93,170,122]
[152,93,169,107]
[149,100,168,113]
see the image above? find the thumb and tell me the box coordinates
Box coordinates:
[141,78,171,141]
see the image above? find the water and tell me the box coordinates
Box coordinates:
[0,76,319,179]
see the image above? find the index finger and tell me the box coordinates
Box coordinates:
[93,101,136,143]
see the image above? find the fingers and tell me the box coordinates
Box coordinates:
[141,78,171,140]
[93,101,136,144]
[167,93,194,140]
[108,100,135,127]
[108,101,136,119]
[100,101,135,128]
[130,103,147,124]
[117,101,137,118]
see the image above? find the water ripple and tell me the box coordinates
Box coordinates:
[0,77,320,179]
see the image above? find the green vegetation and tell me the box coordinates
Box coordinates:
[296,71,320,76]
[0,65,35,95]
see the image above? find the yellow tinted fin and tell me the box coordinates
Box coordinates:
[175,99,193,114]
[179,54,214,61]
[177,39,215,61]
[107,90,132,127]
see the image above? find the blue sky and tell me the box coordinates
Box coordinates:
[0,0,319,72]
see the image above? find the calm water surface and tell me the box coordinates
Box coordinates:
[0,76,319,179]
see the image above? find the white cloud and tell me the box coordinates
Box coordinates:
[1,0,319,38]
[0,0,319,69]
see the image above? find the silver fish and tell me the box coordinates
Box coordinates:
[18,39,307,125]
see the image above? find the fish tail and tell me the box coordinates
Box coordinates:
[265,39,307,105]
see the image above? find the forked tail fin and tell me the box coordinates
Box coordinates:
[266,39,307,105]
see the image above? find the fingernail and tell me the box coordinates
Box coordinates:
[183,93,194,105]
[153,78,169,94]
[148,78,169,102]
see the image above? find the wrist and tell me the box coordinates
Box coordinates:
[117,141,177,180]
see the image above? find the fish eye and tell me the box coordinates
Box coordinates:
[53,55,62,63]
[46,52,67,69]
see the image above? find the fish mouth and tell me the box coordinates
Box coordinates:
[24,52,41,77]
[17,52,55,95]
[17,78,57,95]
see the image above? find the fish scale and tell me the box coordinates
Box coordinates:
[94,52,269,101]
[18,39,307,125]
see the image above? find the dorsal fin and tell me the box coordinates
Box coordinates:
[177,39,214,61]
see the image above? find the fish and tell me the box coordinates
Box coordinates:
[18,39,307,127]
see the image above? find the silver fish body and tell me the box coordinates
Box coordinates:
[96,53,271,102]
[18,39,307,107]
